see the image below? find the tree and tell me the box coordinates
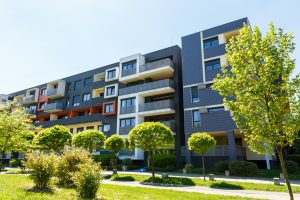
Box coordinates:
[128,122,173,178]
[33,125,72,153]
[104,134,125,175]
[0,101,35,160]
[72,129,106,153]
[188,133,216,181]
[212,23,300,199]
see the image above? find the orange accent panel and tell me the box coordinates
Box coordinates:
[102,101,117,116]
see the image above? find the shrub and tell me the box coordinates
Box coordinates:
[287,155,300,166]
[184,163,194,173]
[151,153,176,168]
[214,160,231,172]
[122,158,132,166]
[72,130,106,152]
[24,151,57,189]
[92,154,118,166]
[9,158,22,168]
[229,161,258,176]
[0,162,3,171]
[56,147,93,186]
[72,162,102,199]
[285,160,299,173]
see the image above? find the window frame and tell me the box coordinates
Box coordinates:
[191,86,200,103]
[205,59,221,71]
[192,110,201,127]
[203,36,219,49]
[73,95,81,107]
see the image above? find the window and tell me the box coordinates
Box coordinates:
[107,69,116,79]
[40,88,46,96]
[66,97,70,107]
[74,80,82,91]
[77,127,84,133]
[204,36,219,48]
[83,93,91,101]
[73,95,80,106]
[70,128,73,134]
[106,86,115,96]
[98,125,103,131]
[39,102,46,109]
[120,118,135,127]
[66,82,71,91]
[121,98,136,107]
[208,107,225,112]
[86,126,94,130]
[192,110,201,127]
[205,59,221,71]
[103,124,110,132]
[105,103,114,113]
[122,60,136,71]
[191,86,199,103]
[84,77,92,86]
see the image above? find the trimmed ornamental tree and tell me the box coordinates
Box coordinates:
[104,134,125,175]
[33,125,72,153]
[212,23,300,199]
[72,130,106,153]
[128,122,173,178]
[188,133,216,181]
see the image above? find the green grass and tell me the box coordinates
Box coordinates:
[0,174,258,200]
[106,173,300,193]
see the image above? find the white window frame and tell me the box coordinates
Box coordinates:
[104,83,118,98]
[105,67,119,82]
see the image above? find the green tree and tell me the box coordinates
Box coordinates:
[33,125,72,153]
[188,133,216,181]
[212,23,300,199]
[104,134,125,175]
[0,101,35,159]
[72,129,106,153]
[128,122,173,178]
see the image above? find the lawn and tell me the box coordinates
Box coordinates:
[107,173,300,193]
[0,174,258,200]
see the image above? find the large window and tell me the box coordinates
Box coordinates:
[77,127,84,133]
[203,36,219,48]
[106,86,115,96]
[208,107,225,112]
[84,77,92,86]
[73,95,80,107]
[103,124,110,132]
[192,110,201,127]
[105,103,114,113]
[83,93,91,101]
[120,118,135,127]
[98,125,103,132]
[121,98,136,107]
[74,80,82,91]
[107,69,116,79]
[205,59,221,71]
[122,60,136,71]
[191,86,199,103]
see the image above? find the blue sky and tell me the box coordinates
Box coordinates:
[0,0,299,94]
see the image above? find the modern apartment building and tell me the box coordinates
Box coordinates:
[3,17,273,168]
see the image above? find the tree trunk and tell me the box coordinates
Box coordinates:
[150,151,155,179]
[113,153,118,175]
[277,147,294,200]
[202,154,205,181]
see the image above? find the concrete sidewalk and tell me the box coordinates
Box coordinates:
[102,179,300,200]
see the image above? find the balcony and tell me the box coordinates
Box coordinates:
[25,109,37,115]
[119,148,135,156]
[121,68,137,77]
[138,99,175,116]
[139,58,174,78]
[43,102,63,113]
[46,79,66,99]
[162,121,176,132]
[192,145,246,157]
[119,126,134,135]
[120,106,135,115]
[119,79,174,96]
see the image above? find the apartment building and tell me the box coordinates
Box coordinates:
[181,17,273,168]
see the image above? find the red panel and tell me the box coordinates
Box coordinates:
[102,101,117,116]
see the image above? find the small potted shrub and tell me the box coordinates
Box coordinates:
[122,158,132,171]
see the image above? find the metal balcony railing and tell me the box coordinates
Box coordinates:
[121,68,137,77]
[120,106,136,115]
[119,79,173,96]
[162,121,176,131]
[139,58,173,73]
[46,88,58,97]
[44,102,63,111]
[139,99,174,112]
[119,126,134,135]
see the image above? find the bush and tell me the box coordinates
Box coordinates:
[214,160,231,173]
[56,147,93,186]
[24,151,57,189]
[122,158,132,166]
[157,165,176,172]
[72,162,102,199]
[287,155,300,166]
[285,160,299,173]
[229,161,258,176]
[92,154,118,166]
[9,158,22,168]
[184,163,194,173]
[151,153,176,168]
[0,162,3,171]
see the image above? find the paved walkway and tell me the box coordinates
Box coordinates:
[103,179,300,200]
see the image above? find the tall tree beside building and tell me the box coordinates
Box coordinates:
[213,23,300,200]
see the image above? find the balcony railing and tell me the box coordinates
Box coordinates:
[22,95,35,103]
[120,106,136,115]
[119,148,135,156]
[139,58,173,73]
[162,121,176,131]
[44,102,63,112]
[192,145,246,157]
[46,88,58,97]
[119,126,134,135]
[25,109,37,115]
[119,79,173,96]
[121,68,137,77]
[139,99,174,112]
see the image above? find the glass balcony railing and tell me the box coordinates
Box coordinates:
[139,58,173,73]
[120,106,136,115]
[44,102,63,112]
[139,99,174,112]
[119,126,134,135]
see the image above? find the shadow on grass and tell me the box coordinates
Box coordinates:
[23,186,55,194]
[111,175,135,182]
[210,181,244,190]
[142,177,196,187]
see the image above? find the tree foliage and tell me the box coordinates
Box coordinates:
[212,23,300,199]
[33,125,72,152]
[72,129,106,152]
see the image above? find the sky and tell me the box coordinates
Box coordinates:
[0,0,299,94]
